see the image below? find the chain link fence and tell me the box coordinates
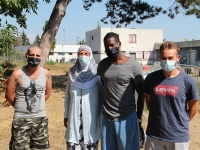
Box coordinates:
[0,51,25,62]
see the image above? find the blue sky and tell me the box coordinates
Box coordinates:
[1,0,200,44]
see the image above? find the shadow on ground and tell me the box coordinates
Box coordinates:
[52,75,68,91]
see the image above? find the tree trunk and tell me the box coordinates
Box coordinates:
[39,0,70,67]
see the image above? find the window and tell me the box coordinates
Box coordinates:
[92,51,98,54]
[49,52,53,55]
[129,34,136,43]
[58,52,65,55]
[69,53,72,55]
[92,36,93,40]
[137,52,143,59]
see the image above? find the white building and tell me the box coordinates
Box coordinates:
[48,45,80,62]
[14,28,163,65]
[86,28,163,64]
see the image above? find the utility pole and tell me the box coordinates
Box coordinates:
[63,29,65,44]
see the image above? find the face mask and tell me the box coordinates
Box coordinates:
[78,56,90,67]
[27,57,41,67]
[105,47,119,59]
[160,60,176,72]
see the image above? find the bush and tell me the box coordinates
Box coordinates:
[0,60,16,69]
[46,60,55,65]
[65,71,69,76]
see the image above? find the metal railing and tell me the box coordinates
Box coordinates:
[177,64,200,81]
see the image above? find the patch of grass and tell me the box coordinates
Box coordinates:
[46,60,56,65]
[44,63,72,75]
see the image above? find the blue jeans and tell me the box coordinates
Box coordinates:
[100,111,140,150]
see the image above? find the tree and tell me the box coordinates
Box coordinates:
[20,30,30,45]
[96,21,101,29]
[77,39,86,45]
[14,36,22,46]
[0,0,51,28]
[42,21,56,51]
[116,24,121,28]
[33,34,41,45]
[0,24,19,57]
[1,0,200,66]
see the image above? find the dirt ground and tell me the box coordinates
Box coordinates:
[0,66,200,149]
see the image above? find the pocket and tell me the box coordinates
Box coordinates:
[13,118,30,126]
[117,74,129,85]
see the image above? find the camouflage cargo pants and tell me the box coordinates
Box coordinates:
[9,117,50,150]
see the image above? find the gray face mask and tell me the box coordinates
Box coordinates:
[27,57,41,67]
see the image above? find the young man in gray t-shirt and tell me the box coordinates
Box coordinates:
[97,32,144,150]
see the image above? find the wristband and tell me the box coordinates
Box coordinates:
[138,119,142,122]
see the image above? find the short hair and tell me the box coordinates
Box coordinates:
[27,45,41,54]
[103,32,120,43]
[160,41,180,55]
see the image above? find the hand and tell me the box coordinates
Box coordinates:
[139,125,145,148]
[64,118,68,128]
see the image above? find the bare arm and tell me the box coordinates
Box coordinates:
[135,84,144,124]
[188,100,198,120]
[5,69,21,107]
[44,69,52,100]
[145,93,151,111]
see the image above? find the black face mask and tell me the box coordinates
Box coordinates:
[105,47,119,59]
[27,57,41,67]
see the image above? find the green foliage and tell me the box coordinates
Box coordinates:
[46,60,55,65]
[96,21,101,29]
[33,34,41,45]
[0,65,6,94]
[0,60,16,69]
[0,0,200,29]
[163,0,200,19]
[77,39,86,45]
[23,59,28,66]
[0,24,19,57]
[100,0,162,26]
[0,0,51,28]
[20,30,30,45]
[65,71,69,76]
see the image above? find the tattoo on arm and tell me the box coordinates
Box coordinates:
[14,75,21,89]
[46,75,50,80]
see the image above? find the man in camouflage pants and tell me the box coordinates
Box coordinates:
[6,45,52,150]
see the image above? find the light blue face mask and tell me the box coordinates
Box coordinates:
[78,56,90,67]
[160,60,176,72]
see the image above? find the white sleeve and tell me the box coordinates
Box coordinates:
[64,78,71,118]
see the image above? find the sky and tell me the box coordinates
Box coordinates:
[1,0,200,45]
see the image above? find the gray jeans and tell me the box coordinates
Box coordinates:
[144,136,189,150]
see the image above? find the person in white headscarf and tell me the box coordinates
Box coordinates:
[64,45,102,150]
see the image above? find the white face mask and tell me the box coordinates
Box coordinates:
[160,60,176,72]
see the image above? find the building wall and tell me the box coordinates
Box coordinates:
[155,40,200,66]
[86,28,163,64]
[46,45,80,62]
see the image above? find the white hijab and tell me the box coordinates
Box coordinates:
[69,45,100,89]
